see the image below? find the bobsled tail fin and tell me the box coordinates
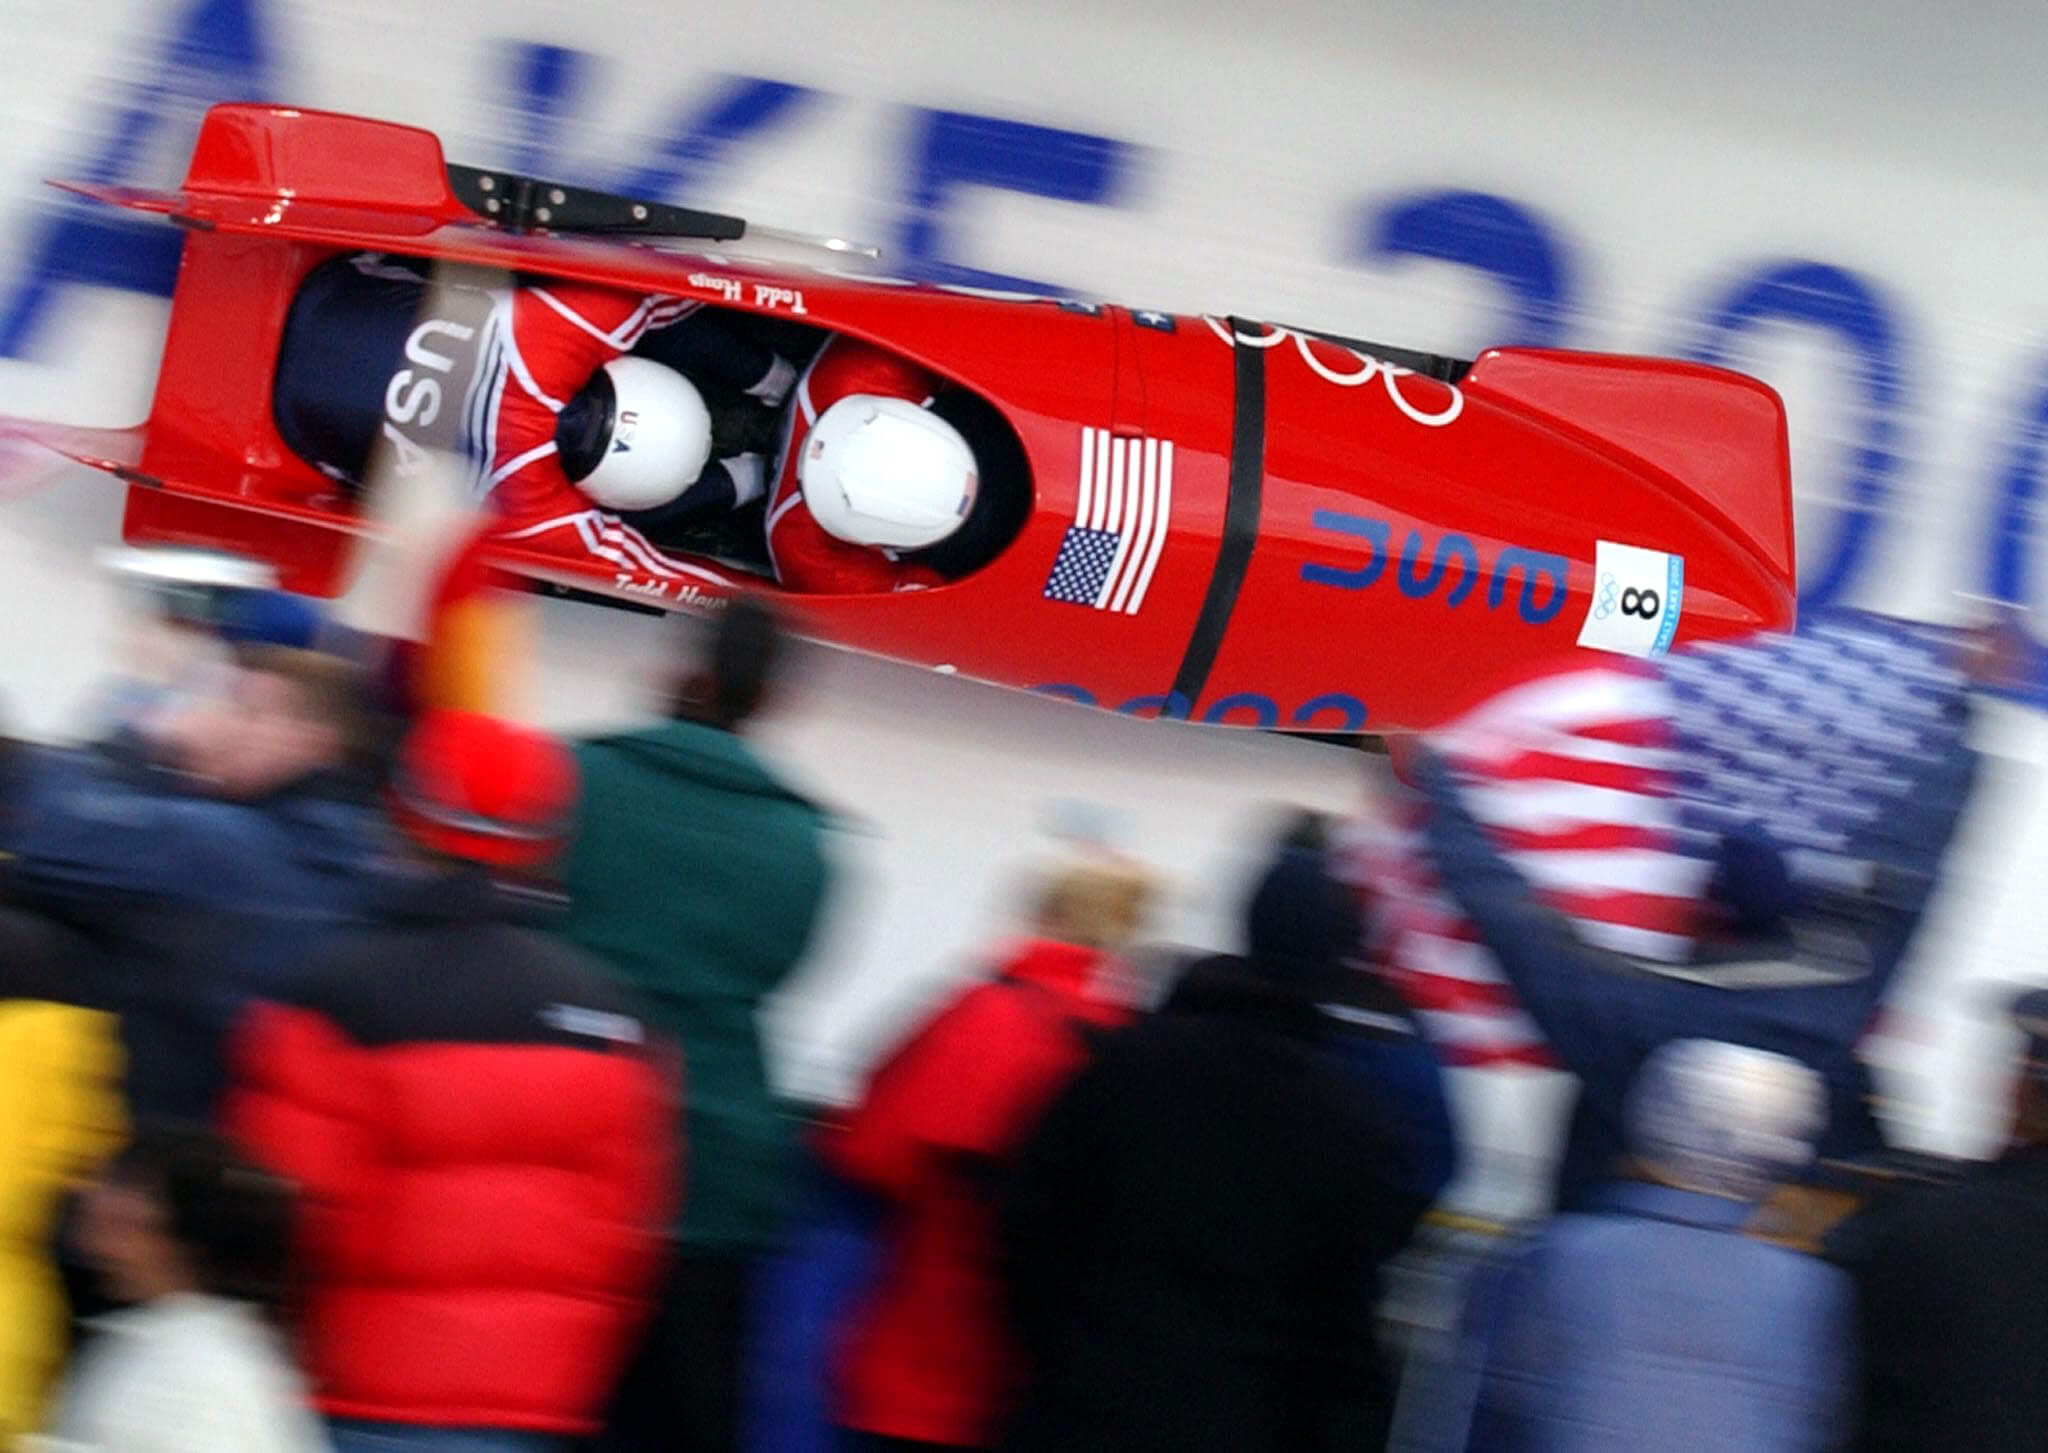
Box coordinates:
[57,103,761,250]
[52,106,471,226]
[1461,349,1797,592]
[0,418,145,478]
[179,104,465,216]
[0,411,358,596]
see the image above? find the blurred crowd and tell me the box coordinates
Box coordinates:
[0,559,2040,1453]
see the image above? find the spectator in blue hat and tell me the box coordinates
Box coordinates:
[1466,1040,1852,1453]
[88,550,329,772]
[212,589,327,652]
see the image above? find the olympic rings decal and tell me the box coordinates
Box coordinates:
[1201,316,1465,427]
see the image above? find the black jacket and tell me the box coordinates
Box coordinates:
[1848,1144,2048,1453]
[995,960,1415,1453]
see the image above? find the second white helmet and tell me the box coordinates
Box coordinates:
[577,358,714,512]
[799,396,978,551]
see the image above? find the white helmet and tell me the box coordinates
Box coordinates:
[799,396,977,550]
[577,358,714,512]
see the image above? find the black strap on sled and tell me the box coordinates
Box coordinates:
[1169,315,1267,711]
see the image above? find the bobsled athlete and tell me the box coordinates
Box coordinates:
[272,252,795,588]
[764,334,980,594]
[272,253,980,595]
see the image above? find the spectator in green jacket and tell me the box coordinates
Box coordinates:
[555,597,832,1453]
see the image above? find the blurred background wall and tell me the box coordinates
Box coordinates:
[1,0,2046,1213]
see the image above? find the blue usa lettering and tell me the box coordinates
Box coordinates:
[1301,509,1569,626]
[1397,530,1480,606]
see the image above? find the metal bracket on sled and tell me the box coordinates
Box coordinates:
[444,163,882,262]
[446,163,747,242]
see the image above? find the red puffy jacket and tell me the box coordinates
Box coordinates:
[817,939,1128,1446]
[224,872,676,1433]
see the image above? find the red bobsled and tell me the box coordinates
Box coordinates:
[4,104,1796,732]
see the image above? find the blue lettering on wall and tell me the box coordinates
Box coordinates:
[1985,354,2048,701]
[1986,356,2048,609]
[1303,508,1569,625]
[1682,260,1906,612]
[496,44,818,199]
[1357,189,1576,349]
[0,0,273,357]
[499,42,588,177]
[894,110,1133,293]
[609,77,817,202]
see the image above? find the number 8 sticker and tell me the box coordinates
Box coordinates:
[1579,541,1684,658]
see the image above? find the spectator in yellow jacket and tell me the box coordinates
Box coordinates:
[0,907,126,1450]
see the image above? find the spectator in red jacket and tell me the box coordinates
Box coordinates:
[224,711,677,1453]
[817,854,1155,1453]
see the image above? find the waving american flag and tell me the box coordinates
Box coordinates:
[1358,611,1970,1068]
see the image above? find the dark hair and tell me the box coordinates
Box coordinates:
[0,730,28,825]
[105,1125,295,1316]
[238,644,380,760]
[1270,807,1333,856]
[676,594,784,729]
[1245,844,1364,983]
[1707,819,1799,934]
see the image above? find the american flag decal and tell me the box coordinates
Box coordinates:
[1042,427,1175,614]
